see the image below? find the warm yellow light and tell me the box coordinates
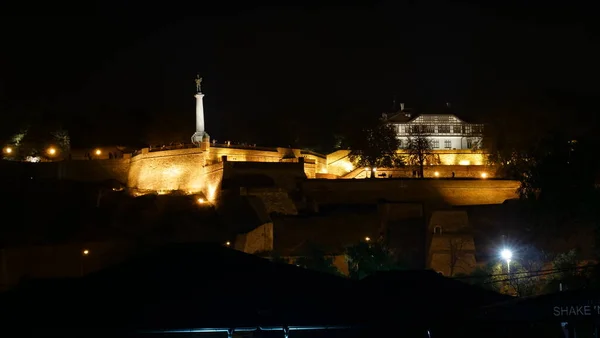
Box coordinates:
[47,147,56,155]
[365,237,371,242]
[342,161,354,172]
[82,249,89,255]
[434,171,439,177]
[3,147,12,154]
[373,168,377,172]
[95,149,101,155]
[459,160,470,165]
[225,241,231,246]
[481,172,488,178]
[365,167,370,172]
[197,198,205,204]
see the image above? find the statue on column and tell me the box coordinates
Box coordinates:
[195,74,203,93]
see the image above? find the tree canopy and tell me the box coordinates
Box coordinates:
[345,240,403,280]
[405,125,436,178]
[346,118,404,177]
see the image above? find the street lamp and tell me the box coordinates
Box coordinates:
[3,146,12,154]
[47,147,57,156]
[500,248,512,273]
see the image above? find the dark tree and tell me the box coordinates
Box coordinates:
[347,118,404,178]
[406,125,435,178]
[294,247,342,276]
[345,240,402,280]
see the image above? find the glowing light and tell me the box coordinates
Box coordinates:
[3,147,12,154]
[364,167,370,172]
[82,249,89,256]
[459,160,470,165]
[372,168,377,172]
[197,198,205,204]
[365,237,371,242]
[47,147,56,155]
[206,183,218,202]
[500,249,512,261]
[434,171,439,177]
[342,161,354,172]
[95,149,101,155]
[225,241,231,246]
[481,172,488,178]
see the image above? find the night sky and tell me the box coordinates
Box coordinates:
[1,2,598,150]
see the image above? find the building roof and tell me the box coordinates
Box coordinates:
[0,243,360,333]
[359,270,511,322]
[386,112,468,124]
[479,288,600,321]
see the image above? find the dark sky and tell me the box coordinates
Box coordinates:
[1,2,599,149]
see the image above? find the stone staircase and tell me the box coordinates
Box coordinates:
[343,167,367,179]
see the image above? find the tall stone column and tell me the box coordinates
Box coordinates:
[191,76,210,145]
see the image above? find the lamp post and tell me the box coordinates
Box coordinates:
[500,248,512,274]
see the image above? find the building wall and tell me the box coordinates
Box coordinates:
[398,136,482,150]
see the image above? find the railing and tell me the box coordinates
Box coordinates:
[210,143,278,152]
[300,150,326,159]
[147,143,198,152]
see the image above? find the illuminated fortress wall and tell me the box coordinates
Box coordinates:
[206,146,326,178]
[326,149,492,178]
[127,147,208,194]
[126,145,315,202]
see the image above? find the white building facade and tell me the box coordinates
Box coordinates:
[386,112,484,150]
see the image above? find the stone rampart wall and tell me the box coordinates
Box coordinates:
[245,188,298,215]
[128,147,207,193]
[325,149,490,178]
[235,222,274,254]
[0,159,131,183]
[207,146,282,164]
[303,179,520,206]
[374,165,497,179]
[223,161,306,191]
